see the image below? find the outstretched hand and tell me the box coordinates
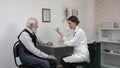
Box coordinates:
[47,42,53,46]
[55,27,63,38]
[59,37,64,44]
[55,26,60,33]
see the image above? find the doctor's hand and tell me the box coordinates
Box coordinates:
[59,37,64,44]
[48,55,57,60]
[55,27,63,38]
[55,26,60,32]
[47,42,53,46]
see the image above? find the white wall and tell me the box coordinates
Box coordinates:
[85,0,96,40]
[0,0,95,68]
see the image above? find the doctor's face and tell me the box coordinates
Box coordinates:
[68,20,76,29]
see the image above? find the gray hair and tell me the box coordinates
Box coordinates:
[26,17,38,27]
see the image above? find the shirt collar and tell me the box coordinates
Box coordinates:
[26,27,34,34]
[74,26,79,32]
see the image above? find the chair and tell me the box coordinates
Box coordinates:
[13,41,32,68]
[74,41,97,68]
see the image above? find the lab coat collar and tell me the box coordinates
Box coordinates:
[74,26,79,32]
[26,27,34,34]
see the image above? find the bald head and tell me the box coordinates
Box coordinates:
[26,17,38,33]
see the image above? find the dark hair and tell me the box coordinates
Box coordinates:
[68,16,80,25]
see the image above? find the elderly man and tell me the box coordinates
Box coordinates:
[18,18,57,68]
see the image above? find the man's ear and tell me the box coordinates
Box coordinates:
[27,23,31,26]
[27,25,33,30]
[28,22,34,26]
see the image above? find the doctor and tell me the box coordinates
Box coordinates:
[55,16,90,68]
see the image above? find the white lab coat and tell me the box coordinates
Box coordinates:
[63,26,90,63]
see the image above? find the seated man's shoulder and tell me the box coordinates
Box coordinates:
[20,31,29,37]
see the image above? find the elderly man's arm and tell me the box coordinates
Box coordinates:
[19,32,49,58]
[37,36,53,46]
[37,36,47,45]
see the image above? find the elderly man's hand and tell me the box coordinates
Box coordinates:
[47,42,53,46]
[48,55,57,60]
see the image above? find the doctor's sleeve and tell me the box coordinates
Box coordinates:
[63,32,82,46]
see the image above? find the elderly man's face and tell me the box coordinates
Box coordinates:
[28,19,38,33]
[28,20,38,28]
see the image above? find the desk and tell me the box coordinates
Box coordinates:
[37,43,73,64]
[37,41,101,68]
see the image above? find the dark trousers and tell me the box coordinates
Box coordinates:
[20,55,57,68]
[60,57,76,68]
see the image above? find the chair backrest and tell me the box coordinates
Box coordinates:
[88,41,97,63]
[13,41,20,67]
